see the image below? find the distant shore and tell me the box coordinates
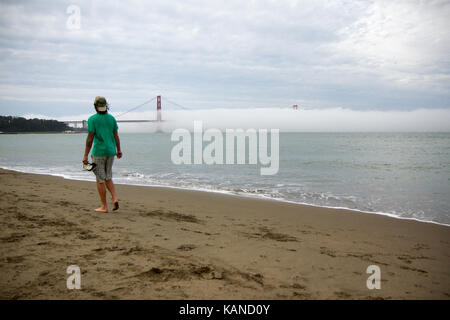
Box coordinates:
[0,130,86,134]
[0,168,449,299]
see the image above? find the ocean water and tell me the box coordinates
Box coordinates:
[0,132,449,225]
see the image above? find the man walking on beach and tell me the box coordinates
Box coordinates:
[83,96,123,213]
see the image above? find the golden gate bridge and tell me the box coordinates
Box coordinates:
[63,95,188,129]
[63,96,305,129]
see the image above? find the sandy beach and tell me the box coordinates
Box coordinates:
[0,168,449,299]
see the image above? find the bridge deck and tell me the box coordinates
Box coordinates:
[63,119,163,129]
[63,120,161,123]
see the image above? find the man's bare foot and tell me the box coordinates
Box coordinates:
[94,207,108,213]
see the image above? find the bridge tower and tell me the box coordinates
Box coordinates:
[157,95,162,121]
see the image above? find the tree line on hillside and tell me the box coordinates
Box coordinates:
[0,116,70,132]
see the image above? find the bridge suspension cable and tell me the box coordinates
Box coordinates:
[162,96,190,110]
[116,96,157,118]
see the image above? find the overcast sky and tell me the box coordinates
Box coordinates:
[0,0,449,118]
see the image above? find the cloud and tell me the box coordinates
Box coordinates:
[53,107,449,133]
[326,0,450,92]
[0,0,449,117]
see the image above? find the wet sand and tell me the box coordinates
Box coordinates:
[0,168,449,299]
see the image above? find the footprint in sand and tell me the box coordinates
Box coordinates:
[320,247,337,258]
[177,244,197,251]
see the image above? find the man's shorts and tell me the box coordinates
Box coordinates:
[91,155,114,183]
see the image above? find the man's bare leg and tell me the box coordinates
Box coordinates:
[95,181,108,212]
[105,179,119,210]
[105,179,118,202]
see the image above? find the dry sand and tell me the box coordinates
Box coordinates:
[0,168,449,299]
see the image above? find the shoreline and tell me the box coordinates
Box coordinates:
[2,165,448,228]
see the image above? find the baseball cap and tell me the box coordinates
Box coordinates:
[94,96,107,112]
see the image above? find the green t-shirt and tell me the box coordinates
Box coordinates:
[88,113,119,157]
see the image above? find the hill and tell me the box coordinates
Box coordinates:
[0,116,71,133]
